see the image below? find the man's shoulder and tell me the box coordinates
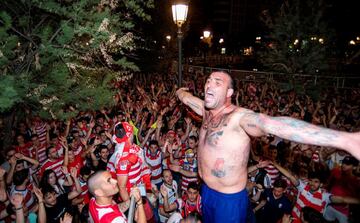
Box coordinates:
[228,107,257,121]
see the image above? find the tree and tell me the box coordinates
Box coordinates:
[0,0,154,120]
[0,0,154,148]
[258,0,334,74]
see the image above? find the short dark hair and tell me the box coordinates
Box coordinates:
[189,135,198,142]
[162,169,171,177]
[308,171,325,183]
[31,134,39,139]
[149,140,159,147]
[80,166,91,176]
[114,123,126,139]
[273,178,287,189]
[216,70,234,89]
[98,144,108,152]
[46,146,54,158]
[187,182,199,191]
[13,169,29,186]
[41,184,56,196]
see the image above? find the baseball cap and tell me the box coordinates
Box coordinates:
[342,156,359,166]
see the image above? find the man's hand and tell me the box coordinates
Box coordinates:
[9,156,18,166]
[169,164,181,172]
[10,193,24,208]
[60,213,73,223]
[257,160,271,168]
[70,167,78,178]
[61,166,69,175]
[33,186,44,203]
[160,185,168,198]
[14,153,24,160]
[176,88,189,99]
[129,187,142,203]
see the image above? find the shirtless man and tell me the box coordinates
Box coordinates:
[176,71,360,223]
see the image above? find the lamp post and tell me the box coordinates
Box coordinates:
[172,1,188,87]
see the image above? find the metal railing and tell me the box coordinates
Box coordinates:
[186,65,360,89]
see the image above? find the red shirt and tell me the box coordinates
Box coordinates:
[39,158,64,179]
[15,142,32,157]
[89,197,127,223]
[29,142,47,165]
[68,155,85,176]
[116,153,142,191]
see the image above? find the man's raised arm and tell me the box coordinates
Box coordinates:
[239,111,360,160]
[176,88,204,116]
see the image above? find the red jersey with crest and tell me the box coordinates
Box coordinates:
[89,197,127,223]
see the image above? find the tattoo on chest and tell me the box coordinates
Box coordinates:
[203,113,231,147]
[206,131,223,146]
[211,158,226,178]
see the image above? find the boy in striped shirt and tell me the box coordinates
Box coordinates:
[272,161,360,223]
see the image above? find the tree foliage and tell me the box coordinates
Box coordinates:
[0,0,154,119]
[258,0,334,74]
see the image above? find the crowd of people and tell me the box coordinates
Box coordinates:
[0,70,359,223]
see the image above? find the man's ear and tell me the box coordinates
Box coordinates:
[227,88,234,98]
[94,188,103,197]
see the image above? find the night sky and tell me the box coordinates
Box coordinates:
[155,0,359,56]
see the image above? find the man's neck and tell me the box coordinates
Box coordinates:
[209,102,232,115]
[164,182,173,188]
[95,196,113,206]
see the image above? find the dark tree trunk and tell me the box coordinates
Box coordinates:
[1,109,16,152]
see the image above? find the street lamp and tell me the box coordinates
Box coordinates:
[203,30,211,38]
[166,35,171,42]
[172,1,188,86]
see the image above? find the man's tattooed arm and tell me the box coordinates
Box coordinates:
[176,88,204,116]
[240,111,347,149]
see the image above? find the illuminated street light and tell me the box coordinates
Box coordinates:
[203,30,211,38]
[172,1,188,86]
[318,38,324,44]
[349,40,356,45]
[166,35,171,42]
[219,38,224,44]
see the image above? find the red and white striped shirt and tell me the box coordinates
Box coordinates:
[116,154,142,190]
[39,158,64,179]
[29,142,47,165]
[181,195,202,217]
[144,148,163,185]
[264,163,280,186]
[292,180,331,223]
[33,122,47,144]
[10,186,36,211]
[179,159,198,192]
[89,197,127,223]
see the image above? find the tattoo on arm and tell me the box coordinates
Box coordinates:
[211,158,226,178]
[188,101,201,111]
[264,116,340,146]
